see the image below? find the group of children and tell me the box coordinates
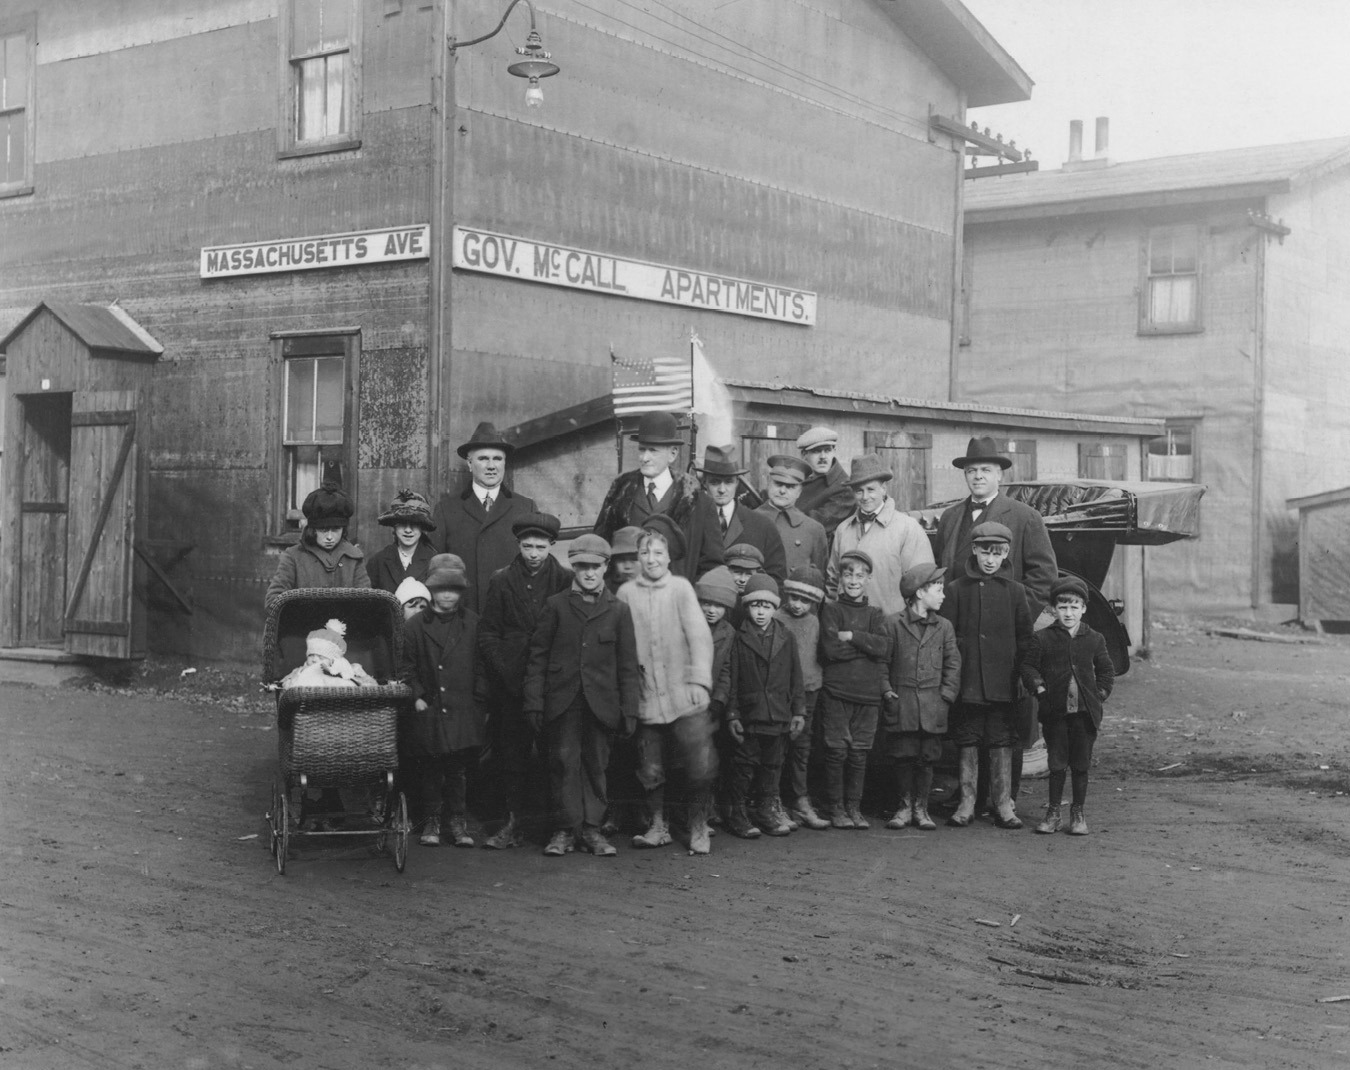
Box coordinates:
[267,481,1114,855]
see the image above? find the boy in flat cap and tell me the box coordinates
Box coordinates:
[400,553,489,848]
[795,426,856,539]
[593,411,724,581]
[617,515,717,854]
[883,564,960,831]
[939,522,1036,830]
[756,454,829,575]
[698,444,787,583]
[723,575,806,838]
[523,535,641,857]
[477,511,573,849]
[265,482,369,608]
[827,454,934,617]
[1022,576,1114,836]
[430,422,539,614]
[367,489,437,594]
[819,548,891,829]
[605,526,643,594]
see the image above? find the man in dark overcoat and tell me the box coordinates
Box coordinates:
[698,443,787,584]
[477,511,573,848]
[592,411,724,581]
[754,454,829,575]
[795,426,855,539]
[523,534,642,857]
[429,421,538,615]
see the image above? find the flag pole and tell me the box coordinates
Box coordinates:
[686,331,698,473]
[610,344,623,475]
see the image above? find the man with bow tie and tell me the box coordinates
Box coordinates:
[935,436,1057,614]
[429,422,539,614]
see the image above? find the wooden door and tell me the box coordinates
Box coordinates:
[17,393,71,645]
[864,430,932,511]
[64,390,138,658]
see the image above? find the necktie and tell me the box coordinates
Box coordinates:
[720,508,729,536]
[646,481,658,510]
[482,494,493,513]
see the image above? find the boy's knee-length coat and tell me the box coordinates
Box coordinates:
[883,609,961,733]
[478,555,573,700]
[939,559,1035,705]
[725,619,806,732]
[522,588,641,730]
[400,607,489,754]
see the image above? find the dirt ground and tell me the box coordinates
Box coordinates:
[3,618,1349,1070]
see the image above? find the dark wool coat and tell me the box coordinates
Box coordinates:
[721,503,788,583]
[940,559,1036,705]
[818,597,890,704]
[756,502,829,575]
[936,493,1058,612]
[884,609,961,734]
[593,468,725,580]
[797,459,856,538]
[522,589,641,730]
[400,607,489,755]
[725,618,806,733]
[1022,620,1115,729]
[478,554,573,699]
[366,539,435,594]
[707,616,737,713]
[264,538,369,609]
[428,486,538,615]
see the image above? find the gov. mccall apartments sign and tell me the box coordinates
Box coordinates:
[199,224,816,326]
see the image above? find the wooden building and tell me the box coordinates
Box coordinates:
[960,133,1350,615]
[0,0,1044,663]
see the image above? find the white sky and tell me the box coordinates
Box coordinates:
[960,0,1347,166]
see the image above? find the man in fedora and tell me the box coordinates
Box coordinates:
[430,421,539,614]
[936,436,1056,612]
[697,444,787,584]
[795,426,856,539]
[755,454,829,575]
[826,453,934,616]
[593,411,724,580]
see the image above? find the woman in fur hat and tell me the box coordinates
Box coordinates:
[264,483,370,608]
[367,489,437,594]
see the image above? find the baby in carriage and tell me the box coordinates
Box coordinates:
[280,619,379,690]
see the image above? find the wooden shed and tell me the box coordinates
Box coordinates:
[0,302,161,659]
[1287,486,1350,629]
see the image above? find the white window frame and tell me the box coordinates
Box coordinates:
[1139,224,1203,334]
[0,14,36,198]
[1147,418,1200,483]
[279,0,361,158]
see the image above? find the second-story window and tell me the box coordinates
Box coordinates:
[284,0,360,156]
[1140,224,1201,333]
[0,19,35,197]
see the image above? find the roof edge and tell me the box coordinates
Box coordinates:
[885,0,1033,107]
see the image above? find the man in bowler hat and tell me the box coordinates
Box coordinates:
[430,422,539,614]
[697,444,787,584]
[593,411,724,580]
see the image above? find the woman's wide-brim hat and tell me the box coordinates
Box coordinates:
[457,421,515,459]
[629,411,685,445]
[378,488,436,530]
[953,435,1013,470]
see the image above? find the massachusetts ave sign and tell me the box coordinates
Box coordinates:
[200,225,431,278]
[452,225,816,326]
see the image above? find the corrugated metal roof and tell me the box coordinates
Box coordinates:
[965,136,1350,217]
[0,301,162,356]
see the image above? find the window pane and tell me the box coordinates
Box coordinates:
[1170,227,1198,272]
[319,0,350,50]
[285,358,315,442]
[1149,275,1195,324]
[292,0,323,56]
[313,357,344,442]
[1149,229,1172,274]
[325,51,347,137]
[295,53,346,140]
[2,112,23,183]
[2,34,25,110]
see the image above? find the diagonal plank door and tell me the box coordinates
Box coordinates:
[64,390,138,658]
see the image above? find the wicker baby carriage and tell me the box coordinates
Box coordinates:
[262,588,413,875]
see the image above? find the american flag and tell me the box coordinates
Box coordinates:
[611,349,694,416]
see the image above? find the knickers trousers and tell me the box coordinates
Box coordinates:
[635,710,718,811]
[730,731,788,807]
[546,693,613,832]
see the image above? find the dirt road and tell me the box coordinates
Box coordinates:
[2,621,1349,1069]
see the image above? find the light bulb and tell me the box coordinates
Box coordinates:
[525,76,543,108]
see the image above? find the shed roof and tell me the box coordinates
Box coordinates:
[0,301,163,358]
[1288,486,1350,511]
[884,0,1032,107]
[965,135,1350,222]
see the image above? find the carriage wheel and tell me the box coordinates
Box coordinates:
[392,792,409,873]
[275,791,291,875]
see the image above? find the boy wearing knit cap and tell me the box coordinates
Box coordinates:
[368,489,437,594]
[777,564,829,830]
[523,535,641,857]
[394,577,431,620]
[477,511,573,849]
[883,564,960,831]
[723,575,806,838]
[617,517,717,854]
[818,549,891,829]
[400,553,490,847]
